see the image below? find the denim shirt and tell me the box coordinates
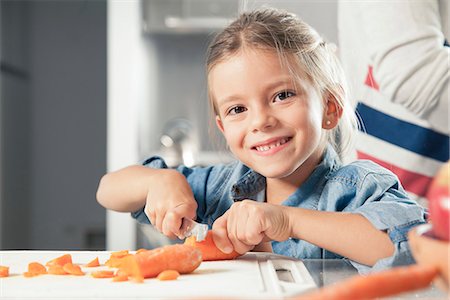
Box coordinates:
[132,146,426,273]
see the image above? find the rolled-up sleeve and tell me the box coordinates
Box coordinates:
[130,156,169,225]
[351,173,427,273]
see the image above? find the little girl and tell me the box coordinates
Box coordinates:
[97,8,426,272]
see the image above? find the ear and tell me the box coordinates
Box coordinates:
[322,93,343,129]
[215,115,225,134]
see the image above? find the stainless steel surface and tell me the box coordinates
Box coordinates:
[142,0,238,33]
[159,118,199,167]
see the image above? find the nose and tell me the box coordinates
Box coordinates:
[250,106,277,133]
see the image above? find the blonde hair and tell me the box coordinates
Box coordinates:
[206,8,357,160]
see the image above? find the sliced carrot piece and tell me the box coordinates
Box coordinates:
[136,248,148,254]
[84,257,100,267]
[29,262,47,274]
[48,264,68,275]
[24,262,47,277]
[46,254,72,267]
[105,250,131,268]
[105,256,125,268]
[185,230,241,261]
[110,250,129,258]
[112,274,129,282]
[0,266,9,277]
[157,270,180,281]
[91,270,115,278]
[118,244,202,279]
[24,272,40,278]
[63,263,84,276]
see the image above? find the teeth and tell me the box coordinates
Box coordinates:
[255,138,289,152]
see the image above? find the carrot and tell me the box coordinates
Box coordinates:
[110,250,129,258]
[0,266,9,277]
[84,257,100,267]
[184,231,241,261]
[24,262,47,277]
[157,270,180,281]
[118,244,202,280]
[112,269,129,282]
[91,270,115,279]
[112,274,129,282]
[47,264,68,275]
[63,263,84,276]
[46,254,72,267]
[293,264,439,300]
[105,250,131,268]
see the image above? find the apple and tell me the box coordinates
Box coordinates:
[427,161,450,241]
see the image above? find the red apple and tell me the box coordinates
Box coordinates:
[427,161,450,241]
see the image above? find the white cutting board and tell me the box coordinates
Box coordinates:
[0,251,316,299]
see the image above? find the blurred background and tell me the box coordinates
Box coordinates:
[0,0,338,251]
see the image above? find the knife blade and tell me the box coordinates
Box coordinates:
[179,218,208,242]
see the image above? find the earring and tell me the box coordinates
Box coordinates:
[325,120,331,126]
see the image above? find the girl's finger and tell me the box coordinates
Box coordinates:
[227,209,252,254]
[242,216,265,245]
[229,235,254,254]
[145,206,156,226]
[155,213,164,233]
[212,212,234,254]
[163,210,183,238]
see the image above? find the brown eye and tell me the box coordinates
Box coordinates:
[275,91,295,102]
[227,106,247,115]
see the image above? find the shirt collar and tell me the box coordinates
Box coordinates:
[230,145,341,202]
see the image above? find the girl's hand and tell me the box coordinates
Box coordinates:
[144,169,197,239]
[212,200,291,254]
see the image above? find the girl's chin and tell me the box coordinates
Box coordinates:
[255,166,295,179]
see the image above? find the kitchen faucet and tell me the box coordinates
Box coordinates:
[159,118,198,167]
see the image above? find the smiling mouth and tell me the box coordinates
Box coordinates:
[252,137,292,152]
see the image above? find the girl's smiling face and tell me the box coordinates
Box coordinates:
[209,48,326,181]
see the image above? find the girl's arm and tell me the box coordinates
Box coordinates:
[284,207,394,266]
[212,201,394,266]
[96,165,198,238]
[96,165,159,212]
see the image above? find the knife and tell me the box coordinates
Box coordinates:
[179,218,208,242]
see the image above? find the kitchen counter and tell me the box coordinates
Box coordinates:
[0,251,446,299]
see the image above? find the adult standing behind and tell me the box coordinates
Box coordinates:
[338,0,449,205]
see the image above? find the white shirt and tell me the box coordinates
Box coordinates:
[338,0,449,203]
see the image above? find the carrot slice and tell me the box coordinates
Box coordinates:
[84,257,100,267]
[48,264,68,275]
[105,256,126,268]
[104,250,132,268]
[24,262,47,277]
[0,266,9,277]
[118,244,202,280]
[46,254,72,267]
[63,263,84,276]
[91,270,115,278]
[112,272,129,282]
[184,231,241,261]
[294,264,439,300]
[157,270,180,281]
[110,250,129,258]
